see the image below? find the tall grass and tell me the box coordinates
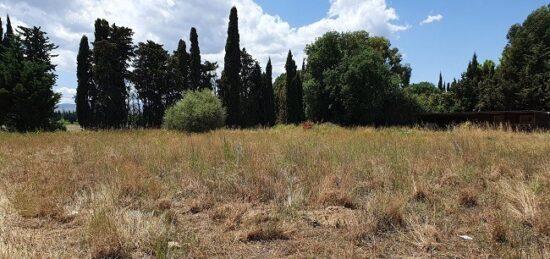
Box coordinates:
[0,125,548,257]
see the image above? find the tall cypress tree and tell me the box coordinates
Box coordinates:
[0,18,3,44]
[3,15,13,46]
[76,35,92,128]
[168,39,190,105]
[285,50,297,123]
[295,70,304,122]
[263,58,275,126]
[189,27,201,90]
[437,72,444,91]
[220,7,241,127]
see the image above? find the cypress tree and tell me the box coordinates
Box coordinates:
[220,7,241,127]
[263,58,275,126]
[76,35,92,128]
[189,27,201,90]
[437,72,444,91]
[168,39,190,105]
[4,15,13,44]
[285,50,297,124]
[295,71,304,122]
[0,18,3,44]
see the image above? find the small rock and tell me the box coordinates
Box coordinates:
[459,235,473,240]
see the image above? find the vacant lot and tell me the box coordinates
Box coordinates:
[0,125,549,258]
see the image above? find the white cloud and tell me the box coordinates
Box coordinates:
[1,0,408,102]
[420,14,443,25]
[54,86,77,104]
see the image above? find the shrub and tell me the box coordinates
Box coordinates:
[163,90,226,133]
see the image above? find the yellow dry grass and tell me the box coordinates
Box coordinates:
[0,124,549,258]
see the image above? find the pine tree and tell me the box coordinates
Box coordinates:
[220,7,241,127]
[10,26,61,131]
[437,72,444,91]
[76,35,92,128]
[263,58,275,126]
[189,27,201,90]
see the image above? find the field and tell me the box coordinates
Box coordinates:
[0,125,549,258]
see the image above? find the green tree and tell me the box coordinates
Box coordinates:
[239,49,260,127]
[476,60,504,111]
[262,58,275,126]
[0,18,3,43]
[285,50,304,124]
[220,7,241,127]
[91,19,134,128]
[273,73,286,124]
[452,53,481,112]
[404,82,446,113]
[303,31,412,125]
[132,40,170,127]
[76,35,93,128]
[3,15,14,45]
[437,72,444,91]
[189,27,201,90]
[200,60,218,90]
[167,39,190,105]
[8,26,61,131]
[499,4,550,111]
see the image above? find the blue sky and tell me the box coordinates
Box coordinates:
[2,0,548,104]
[257,0,548,84]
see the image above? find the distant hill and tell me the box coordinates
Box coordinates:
[56,103,76,112]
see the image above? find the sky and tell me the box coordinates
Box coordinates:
[0,0,547,104]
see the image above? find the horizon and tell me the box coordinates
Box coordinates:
[1,0,547,104]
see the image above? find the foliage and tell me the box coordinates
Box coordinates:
[0,23,62,132]
[163,90,226,132]
[189,27,202,90]
[132,40,170,127]
[262,59,276,126]
[76,35,93,128]
[220,7,242,127]
[91,19,135,129]
[404,82,446,113]
[167,39,190,105]
[498,4,550,111]
[303,31,414,126]
[285,50,304,124]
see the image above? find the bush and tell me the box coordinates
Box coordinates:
[163,90,226,133]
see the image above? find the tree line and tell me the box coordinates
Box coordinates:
[406,4,550,114]
[1,4,549,132]
[76,8,278,130]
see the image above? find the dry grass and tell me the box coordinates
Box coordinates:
[0,124,549,257]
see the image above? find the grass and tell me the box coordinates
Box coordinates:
[0,124,549,257]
